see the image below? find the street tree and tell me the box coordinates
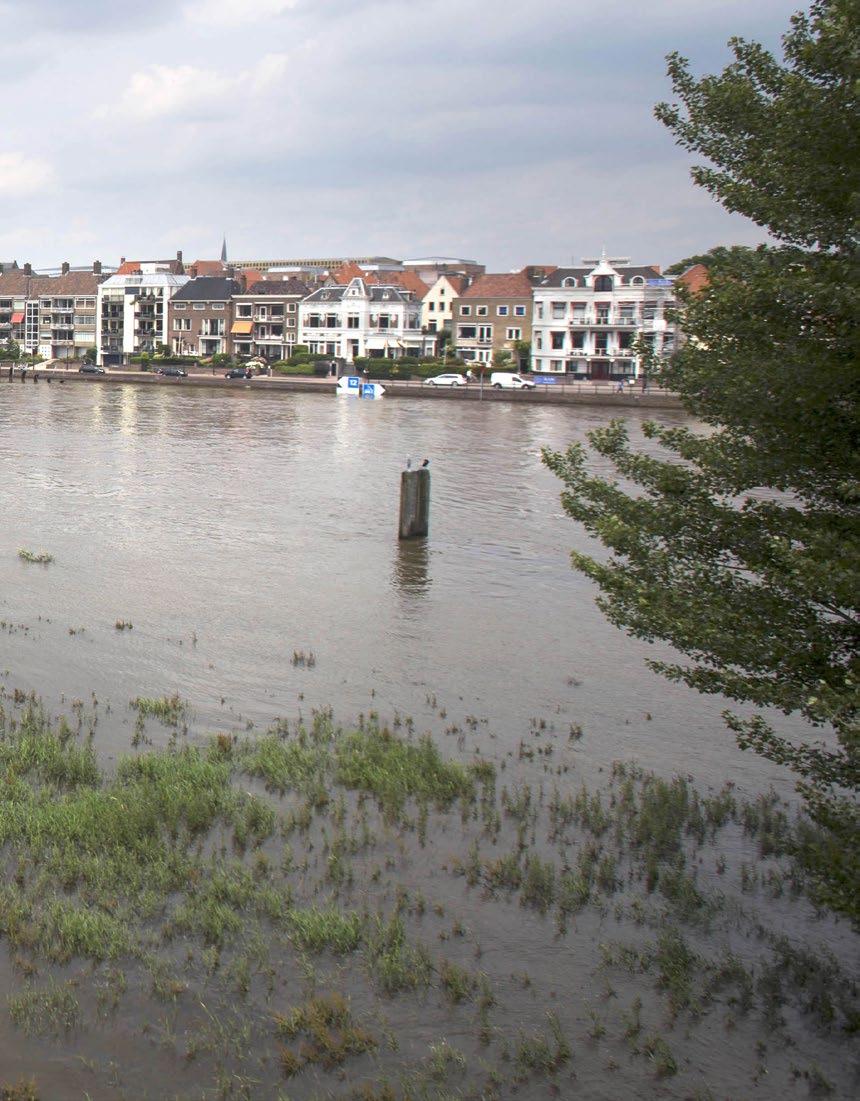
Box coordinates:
[543,0,859,922]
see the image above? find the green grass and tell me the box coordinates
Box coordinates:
[129,693,187,725]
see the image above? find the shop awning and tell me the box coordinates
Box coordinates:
[231,320,253,335]
[10,311,24,323]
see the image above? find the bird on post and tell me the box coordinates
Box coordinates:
[421,459,429,468]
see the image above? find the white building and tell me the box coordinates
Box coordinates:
[531,257,678,380]
[97,265,189,365]
[299,277,434,362]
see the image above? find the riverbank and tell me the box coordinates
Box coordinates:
[0,689,856,1101]
[0,363,683,409]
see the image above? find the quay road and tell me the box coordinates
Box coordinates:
[0,363,682,410]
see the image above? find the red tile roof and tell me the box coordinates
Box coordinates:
[330,261,365,284]
[461,273,533,299]
[192,260,227,276]
[365,270,429,299]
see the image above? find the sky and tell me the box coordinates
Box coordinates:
[0,0,804,272]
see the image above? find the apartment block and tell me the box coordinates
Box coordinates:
[531,257,678,379]
[0,263,104,361]
[97,263,189,365]
[230,278,309,361]
[450,273,534,365]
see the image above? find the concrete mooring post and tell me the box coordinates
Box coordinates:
[399,467,430,539]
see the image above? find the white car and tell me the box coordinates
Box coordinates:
[423,373,467,387]
[490,372,535,390]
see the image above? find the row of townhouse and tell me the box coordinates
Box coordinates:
[93,255,444,365]
[3,251,691,380]
[445,258,682,379]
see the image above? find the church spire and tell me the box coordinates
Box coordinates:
[220,235,227,264]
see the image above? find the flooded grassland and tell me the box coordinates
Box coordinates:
[0,384,857,1099]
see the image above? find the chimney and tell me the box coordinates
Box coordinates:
[176,250,183,263]
[61,261,70,275]
[93,260,102,274]
[226,264,234,278]
[188,264,198,278]
[23,263,32,275]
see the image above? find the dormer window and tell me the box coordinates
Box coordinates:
[563,277,577,288]
[594,275,613,292]
[630,276,645,286]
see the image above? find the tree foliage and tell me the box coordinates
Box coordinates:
[544,0,859,922]
[664,245,743,275]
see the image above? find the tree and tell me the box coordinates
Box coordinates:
[492,349,513,371]
[543,0,859,922]
[664,245,743,275]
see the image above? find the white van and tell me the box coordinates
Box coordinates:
[490,372,535,390]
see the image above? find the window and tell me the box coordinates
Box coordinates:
[212,302,225,310]
[460,305,471,316]
[514,305,526,316]
[476,305,488,316]
[174,302,186,310]
[535,302,544,320]
[271,305,284,317]
[173,318,191,331]
[550,360,563,371]
[506,327,522,340]
[287,303,296,312]
[630,276,645,286]
[551,301,565,319]
[535,333,543,350]
[458,325,477,339]
[193,303,205,310]
[428,302,435,311]
[551,331,565,350]
[347,314,360,329]
[563,277,577,288]
[237,305,252,318]
[594,275,613,292]
[497,305,509,316]
[478,325,492,342]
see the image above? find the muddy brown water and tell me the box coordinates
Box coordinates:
[0,382,856,1100]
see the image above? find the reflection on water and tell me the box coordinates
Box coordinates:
[392,536,431,598]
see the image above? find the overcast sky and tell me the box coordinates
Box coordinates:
[0,0,802,271]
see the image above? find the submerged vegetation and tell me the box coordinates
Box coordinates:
[16,550,53,565]
[0,689,856,1099]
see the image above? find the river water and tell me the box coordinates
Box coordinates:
[0,380,797,796]
[2,381,857,1101]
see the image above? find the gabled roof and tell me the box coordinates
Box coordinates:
[460,273,534,299]
[365,270,429,299]
[172,277,240,302]
[539,264,662,288]
[0,272,32,295]
[329,261,365,284]
[192,260,228,276]
[0,271,103,296]
[675,264,709,294]
[304,278,412,305]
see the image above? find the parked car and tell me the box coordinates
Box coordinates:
[225,367,251,379]
[423,373,467,388]
[158,366,187,377]
[78,364,106,374]
[490,372,535,390]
